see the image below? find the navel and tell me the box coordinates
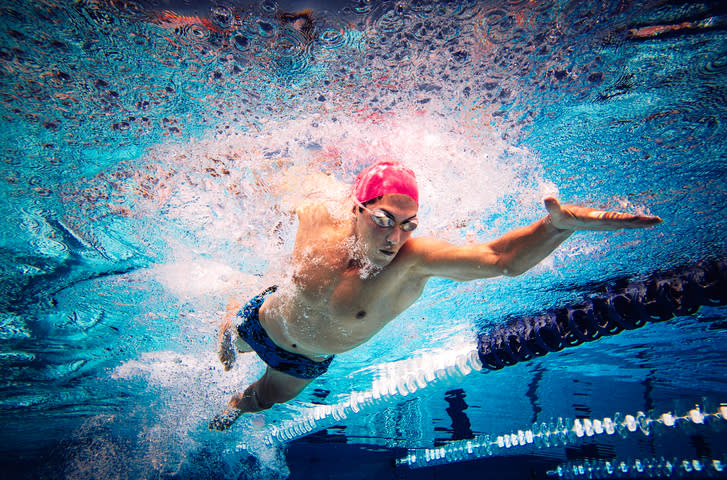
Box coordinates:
[356,311,366,319]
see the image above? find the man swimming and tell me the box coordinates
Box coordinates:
[209,161,662,431]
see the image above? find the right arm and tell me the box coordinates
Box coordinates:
[407,216,571,281]
[407,197,661,282]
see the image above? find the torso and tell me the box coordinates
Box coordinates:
[258,201,428,360]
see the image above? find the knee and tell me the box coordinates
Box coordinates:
[240,385,276,411]
[253,385,306,410]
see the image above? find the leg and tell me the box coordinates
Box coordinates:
[209,367,313,431]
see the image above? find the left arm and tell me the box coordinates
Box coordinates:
[408,197,662,281]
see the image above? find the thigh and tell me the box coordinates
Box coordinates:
[256,366,314,405]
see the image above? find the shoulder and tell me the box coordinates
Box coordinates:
[395,236,456,271]
[296,200,349,229]
[296,200,332,220]
[295,200,323,218]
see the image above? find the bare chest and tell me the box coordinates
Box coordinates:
[288,253,424,341]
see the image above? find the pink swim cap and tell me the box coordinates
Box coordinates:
[353,161,419,206]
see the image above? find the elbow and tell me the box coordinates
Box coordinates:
[495,257,525,277]
[497,252,533,277]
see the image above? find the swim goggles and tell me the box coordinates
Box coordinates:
[356,201,418,232]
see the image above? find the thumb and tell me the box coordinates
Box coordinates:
[543,196,561,214]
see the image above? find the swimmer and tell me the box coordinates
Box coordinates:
[209,161,662,431]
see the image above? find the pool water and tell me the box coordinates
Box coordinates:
[1,0,726,478]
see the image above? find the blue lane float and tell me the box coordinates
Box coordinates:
[476,259,726,371]
[265,259,726,446]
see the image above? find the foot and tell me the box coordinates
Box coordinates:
[209,407,242,431]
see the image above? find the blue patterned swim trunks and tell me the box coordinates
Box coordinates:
[236,286,334,380]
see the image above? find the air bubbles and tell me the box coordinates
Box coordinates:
[210,6,233,29]
[256,20,276,38]
[232,33,251,52]
[267,55,311,81]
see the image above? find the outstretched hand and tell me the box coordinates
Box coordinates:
[545,197,662,232]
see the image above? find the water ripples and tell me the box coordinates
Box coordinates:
[452,1,481,21]
[79,3,120,32]
[20,207,70,260]
[696,52,727,105]
[350,0,373,15]
[273,28,307,58]
[377,9,406,33]
[319,28,347,49]
[0,314,31,340]
[258,0,277,15]
[1,1,726,473]
[174,22,213,45]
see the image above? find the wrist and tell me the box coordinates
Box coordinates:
[544,214,571,234]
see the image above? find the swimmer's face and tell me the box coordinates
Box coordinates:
[354,194,418,267]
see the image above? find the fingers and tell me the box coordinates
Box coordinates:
[544,197,662,231]
[611,213,663,228]
[585,209,662,227]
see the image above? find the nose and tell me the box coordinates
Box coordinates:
[386,228,403,245]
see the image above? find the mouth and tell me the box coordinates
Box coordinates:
[379,249,395,256]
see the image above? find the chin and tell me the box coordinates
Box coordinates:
[374,251,397,266]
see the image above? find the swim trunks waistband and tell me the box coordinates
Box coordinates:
[236,286,334,380]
